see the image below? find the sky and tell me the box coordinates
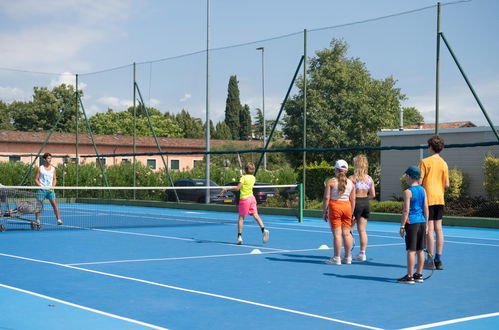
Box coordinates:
[0,0,497,129]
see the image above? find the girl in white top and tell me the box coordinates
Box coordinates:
[323,159,356,265]
[35,153,62,225]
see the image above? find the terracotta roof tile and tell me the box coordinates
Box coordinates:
[404,121,476,129]
[0,130,261,149]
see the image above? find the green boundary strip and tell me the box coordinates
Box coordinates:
[74,198,498,229]
[302,210,499,229]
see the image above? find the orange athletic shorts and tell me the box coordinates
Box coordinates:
[328,200,352,229]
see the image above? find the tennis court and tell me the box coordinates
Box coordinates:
[0,201,498,329]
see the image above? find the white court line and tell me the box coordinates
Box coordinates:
[400,311,499,329]
[68,243,404,266]
[0,252,381,330]
[0,283,167,329]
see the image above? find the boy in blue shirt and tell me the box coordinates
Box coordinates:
[398,166,429,284]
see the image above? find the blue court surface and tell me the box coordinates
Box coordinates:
[0,203,498,329]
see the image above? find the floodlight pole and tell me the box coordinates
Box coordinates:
[205,0,211,204]
[256,47,266,170]
[133,63,137,199]
[302,29,307,200]
[435,2,441,135]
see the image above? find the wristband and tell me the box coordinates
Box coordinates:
[400,226,405,229]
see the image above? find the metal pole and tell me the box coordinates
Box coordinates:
[133,63,137,199]
[440,33,499,142]
[435,2,441,135]
[256,47,266,170]
[302,29,307,201]
[205,0,211,204]
[75,74,79,197]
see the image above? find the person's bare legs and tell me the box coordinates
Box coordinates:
[434,219,444,255]
[406,251,415,277]
[426,220,435,256]
[238,215,245,234]
[333,227,343,258]
[342,226,353,258]
[49,199,61,221]
[252,213,264,229]
[415,250,424,275]
[357,217,368,252]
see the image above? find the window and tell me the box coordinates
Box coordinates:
[96,158,106,167]
[170,159,180,170]
[147,159,156,170]
[121,158,131,164]
[9,156,21,163]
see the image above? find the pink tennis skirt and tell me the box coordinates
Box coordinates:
[238,195,257,216]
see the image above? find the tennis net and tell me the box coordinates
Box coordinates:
[0,184,302,232]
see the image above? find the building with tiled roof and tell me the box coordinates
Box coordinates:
[0,130,261,171]
[404,121,476,130]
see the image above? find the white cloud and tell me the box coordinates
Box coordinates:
[0,0,132,70]
[180,93,192,102]
[404,79,499,126]
[149,98,161,107]
[49,72,87,90]
[0,86,31,102]
[96,96,133,110]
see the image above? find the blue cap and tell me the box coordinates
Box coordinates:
[405,165,421,179]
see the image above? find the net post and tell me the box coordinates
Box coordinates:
[298,183,304,223]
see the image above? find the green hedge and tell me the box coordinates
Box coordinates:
[484,155,499,200]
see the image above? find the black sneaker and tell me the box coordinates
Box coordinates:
[413,273,424,283]
[397,275,415,284]
[434,260,444,270]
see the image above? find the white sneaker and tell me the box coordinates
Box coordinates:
[262,229,270,243]
[57,219,63,225]
[236,236,243,245]
[354,253,367,261]
[325,256,341,265]
[342,257,352,264]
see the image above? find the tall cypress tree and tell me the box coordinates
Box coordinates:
[239,104,252,140]
[224,75,242,140]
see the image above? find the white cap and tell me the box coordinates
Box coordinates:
[334,159,348,172]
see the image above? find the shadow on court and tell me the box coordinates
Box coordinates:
[269,254,406,269]
[324,273,397,283]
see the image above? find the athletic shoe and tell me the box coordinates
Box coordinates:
[424,260,435,270]
[57,219,63,225]
[325,256,341,265]
[397,275,415,284]
[236,236,243,245]
[434,260,444,270]
[262,229,269,243]
[353,253,367,261]
[413,273,424,283]
[341,256,352,264]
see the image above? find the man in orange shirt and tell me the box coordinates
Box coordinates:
[419,135,449,270]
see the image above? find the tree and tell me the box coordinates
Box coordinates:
[283,39,406,166]
[89,110,183,137]
[174,109,204,139]
[224,75,242,140]
[0,101,14,130]
[402,107,424,127]
[127,104,162,117]
[254,108,264,140]
[239,104,252,140]
[10,84,79,132]
[213,121,232,140]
